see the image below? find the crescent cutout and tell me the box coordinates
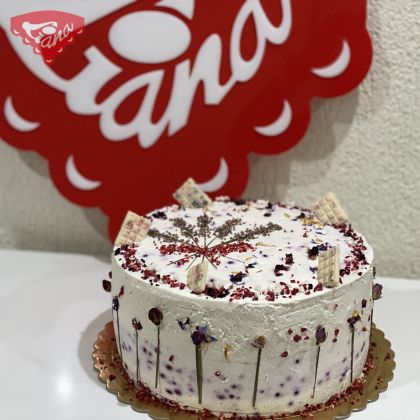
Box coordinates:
[198,158,229,192]
[311,40,351,78]
[4,96,40,132]
[254,100,292,137]
[65,155,102,191]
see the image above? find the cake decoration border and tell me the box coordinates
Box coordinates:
[93,321,395,419]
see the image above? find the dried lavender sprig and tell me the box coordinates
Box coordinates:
[212,218,242,239]
[172,218,199,245]
[197,214,213,238]
[148,228,192,245]
[212,223,282,247]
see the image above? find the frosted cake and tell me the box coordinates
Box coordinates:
[105,193,381,417]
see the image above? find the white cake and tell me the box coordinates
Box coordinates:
[108,197,376,416]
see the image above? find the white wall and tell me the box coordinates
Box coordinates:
[0,0,419,278]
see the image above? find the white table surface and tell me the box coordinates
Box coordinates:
[0,250,419,420]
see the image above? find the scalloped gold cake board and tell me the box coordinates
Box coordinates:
[93,322,395,419]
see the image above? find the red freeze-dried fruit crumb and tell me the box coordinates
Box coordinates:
[314,283,323,292]
[301,327,307,332]
[335,329,340,336]
[293,334,302,342]
[265,290,275,301]
[288,328,293,335]
[281,351,288,357]
[169,355,174,362]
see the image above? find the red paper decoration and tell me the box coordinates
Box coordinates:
[0,1,372,240]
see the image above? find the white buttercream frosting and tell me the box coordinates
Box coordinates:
[110,197,375,416]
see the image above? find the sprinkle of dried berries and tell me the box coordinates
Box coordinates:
[281,351,288,358]
[132,318,143,330]
[114,247,121,256]
[251,336,266,349]
[314,283,323,292]
[148,308,163,326]
[362,299,367,309]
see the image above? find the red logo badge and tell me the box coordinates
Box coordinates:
[10,11,84,64]
[0,1,372,239]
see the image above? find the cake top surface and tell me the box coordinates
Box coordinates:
[113,197,373,303]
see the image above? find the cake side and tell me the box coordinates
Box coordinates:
[111,256,374,415]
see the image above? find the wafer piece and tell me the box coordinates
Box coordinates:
[317,246,340,288]
[115,211,152,246]
[187,261,209,293]
[312,192,348,225]
[173,178,211,208]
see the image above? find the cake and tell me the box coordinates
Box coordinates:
[106,190,381,417]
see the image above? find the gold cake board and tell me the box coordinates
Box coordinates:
[93,322,395,419]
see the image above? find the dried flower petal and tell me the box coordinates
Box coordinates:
[224,344,233,361]
[347,311,361,331]
[230,272,246,283]
[177,317,190,331]
[372,283,383,300]
[307,246,319,259]
[251,336,266,349]
[102,279,111,293]
[132,318,143,330]
[148,308,163,326]
[190,325,217,346]
[274,264,290,276]
[112,296,119,311]
[315,326,327,345]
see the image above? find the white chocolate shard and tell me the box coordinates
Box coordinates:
[173,178,212,208]
[187,260,209,293]
[313,192,348,225]
[317,245,340,288]
[115,211,152,246]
